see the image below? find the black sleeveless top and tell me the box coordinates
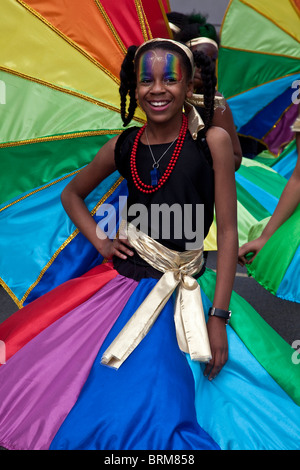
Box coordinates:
[113,126,214,280]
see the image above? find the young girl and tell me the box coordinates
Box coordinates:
[0,39,299,451]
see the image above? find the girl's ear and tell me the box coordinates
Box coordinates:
[186,80,194,99]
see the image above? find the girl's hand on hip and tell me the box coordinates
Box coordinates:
[98,237,134,260]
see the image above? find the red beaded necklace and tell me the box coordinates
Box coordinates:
[130,113,188,193]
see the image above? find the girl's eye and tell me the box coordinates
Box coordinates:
[139,77,153,85]
[164,77,178,84]
[139,73,153,85]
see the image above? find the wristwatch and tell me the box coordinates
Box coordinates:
[208,307,231,325]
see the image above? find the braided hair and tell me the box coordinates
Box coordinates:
[119,45,138,127]
[119,40,216,132]
[192,49,217,130]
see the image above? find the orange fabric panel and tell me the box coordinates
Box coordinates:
[22,0,125,79]
[291,0,300,13]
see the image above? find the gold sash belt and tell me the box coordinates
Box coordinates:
[101,221,212,369]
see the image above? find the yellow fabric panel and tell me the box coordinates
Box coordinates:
[22,0,126,79]
[1,0,145,120]
[203,222,217,251]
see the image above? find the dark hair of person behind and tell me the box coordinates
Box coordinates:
[167,11,220,46]
[119,40,216,131]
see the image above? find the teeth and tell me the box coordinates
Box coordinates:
[150,101,168,107]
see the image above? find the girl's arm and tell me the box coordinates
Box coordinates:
[238,132,300,266]
[204,126,238,380]
[61,136,133,260]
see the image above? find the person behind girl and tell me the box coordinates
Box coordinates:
[238,105,300,265]
[167,11,243,170]
[1,39,300,451]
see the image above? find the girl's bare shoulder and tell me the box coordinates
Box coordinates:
[206,125,231,146]
[205,126,234,169]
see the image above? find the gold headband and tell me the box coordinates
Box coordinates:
[134,38,194,69]
[186,37,218,50]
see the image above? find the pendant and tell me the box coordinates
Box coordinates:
[150,167,159,186]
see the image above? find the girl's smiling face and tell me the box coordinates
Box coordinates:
[135,49,193,124]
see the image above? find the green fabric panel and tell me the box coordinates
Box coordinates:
[0,133,116,205]
[0,70,129,144]
[254,140,296,167]
[236,199,260,247]
[236,180,271,221]
[237,163,287,198]
[254,151,278,167]
[248,217,271,241]
[247,204,300,293]
[240,156,280,172]
[218,48,300,98]
[221,0,300,59]
[199,268,300,406]
[236,169,273,246]
[270,139,297,167]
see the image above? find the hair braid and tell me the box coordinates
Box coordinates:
[119,45,138,127]
[192,50,216,130]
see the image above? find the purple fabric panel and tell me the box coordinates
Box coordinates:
[0,275,137,450]
[264,105,298,154]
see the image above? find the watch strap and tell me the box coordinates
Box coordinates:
[208,307,231,324]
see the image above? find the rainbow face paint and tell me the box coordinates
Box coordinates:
[138,51,155,83]
[163,53,183,82]
[138,51,183,85]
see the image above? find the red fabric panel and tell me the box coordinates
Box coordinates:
[0,263,118,363]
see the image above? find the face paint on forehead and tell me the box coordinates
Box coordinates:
[138,51,183,82]
[164,53,183,81]
[138,51,154,81]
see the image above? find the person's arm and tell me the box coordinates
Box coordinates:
[204,126,238,380]
[61,135,133,260]
[212,95,242,171]
[238,132,300,266]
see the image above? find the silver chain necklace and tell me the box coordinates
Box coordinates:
[145,128,178,186]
